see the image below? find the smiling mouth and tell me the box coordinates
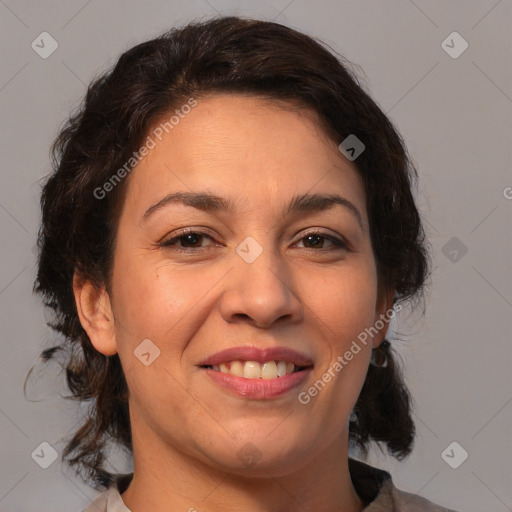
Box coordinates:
[201,360,312,379]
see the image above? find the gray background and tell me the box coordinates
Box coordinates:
[1,1,511,511]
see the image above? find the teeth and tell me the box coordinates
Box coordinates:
[277,361,288,377]
[211,360,297,379]
[230,360,244,377]
[261,361,278,380]
[243,361,261,379]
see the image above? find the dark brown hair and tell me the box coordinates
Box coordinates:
[28,15,430,489]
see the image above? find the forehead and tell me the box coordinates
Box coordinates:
[121,93,367,225]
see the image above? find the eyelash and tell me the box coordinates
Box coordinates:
[159,228,349,253]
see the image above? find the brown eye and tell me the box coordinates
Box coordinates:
[160,229,217,251]
[296,232,348,251]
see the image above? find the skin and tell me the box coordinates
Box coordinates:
[74,94,394,512]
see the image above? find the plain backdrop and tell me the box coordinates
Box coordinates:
[0,1,511,511]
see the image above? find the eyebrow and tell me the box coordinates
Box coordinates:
[142,191,363,229]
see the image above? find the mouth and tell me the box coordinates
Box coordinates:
[201,360,311,379]
[198,346,314,399]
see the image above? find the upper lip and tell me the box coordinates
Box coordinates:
[198,346,314,367]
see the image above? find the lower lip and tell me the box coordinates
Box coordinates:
[203,367,312,399]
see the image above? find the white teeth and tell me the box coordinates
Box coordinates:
[211,360,297,379]
[277,361,288,377]
[261,361,278,380]
[230,360,244,377]
[243,361,261,379]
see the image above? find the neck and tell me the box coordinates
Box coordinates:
[121,408,365,512]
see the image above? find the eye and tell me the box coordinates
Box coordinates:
[160,229,217,251]
[294,231,349,251]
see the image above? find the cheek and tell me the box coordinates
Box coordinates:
[111,254,224,383]
[111,252,192,337]
[313,263,378,343]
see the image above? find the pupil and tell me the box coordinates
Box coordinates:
[185,234,200,246]
[307,234,321,247]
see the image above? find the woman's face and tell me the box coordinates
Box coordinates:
[85,94,392,477]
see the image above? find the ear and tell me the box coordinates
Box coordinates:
[73,271,118,356]
[371,283,396,349]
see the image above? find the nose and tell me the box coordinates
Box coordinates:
[218,244,304,329]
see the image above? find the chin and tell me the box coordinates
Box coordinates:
[199,433,313,478]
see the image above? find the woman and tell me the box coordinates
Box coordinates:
[31,15,458,512]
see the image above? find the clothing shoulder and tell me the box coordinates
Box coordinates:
[81,485,131,512]
[348,457,460,512]
[81,473,132,512]
[368,478,461,512]
[81,488,109,512]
